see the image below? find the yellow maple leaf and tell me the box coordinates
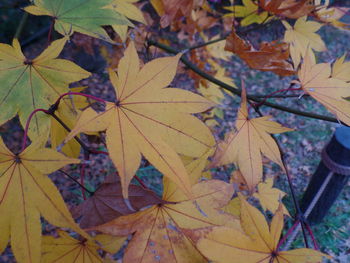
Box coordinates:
[41,230,126,263]
[50,87,91,158]
[64,42,215,200]
[224,0,270,27]
[108,0,146,42]
[332,54,350,82]
[0,37,90,142]
[0,138,86,263]
[253,178,290,216]
[196,195,329,263]
[210,88,293,192]
[282,16,326,68]
[92,179,239,263]
[298,50,350,125]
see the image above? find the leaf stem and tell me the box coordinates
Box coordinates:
[55,92,107,106]
[21,108,49,153]
[277,220,300,250]
[81,152,90,200]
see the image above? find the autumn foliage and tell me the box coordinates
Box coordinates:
[0,0,349,262]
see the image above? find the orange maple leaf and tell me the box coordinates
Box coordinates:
[225,31,295,76]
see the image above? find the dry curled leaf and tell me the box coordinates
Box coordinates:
[225,31,295,76]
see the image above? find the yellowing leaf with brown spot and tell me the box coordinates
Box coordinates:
[196,196,329,263]
[41,230,126,263]
[0,37,90,142]
[298,51,350,125]
[253,178,290,216]
[92,180,239,263]
[65,42,215,200]
[0,138,87,263]
[282,16,326,68]
[210,88,292,192]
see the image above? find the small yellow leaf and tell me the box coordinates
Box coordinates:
[282,16,326,68]
[253,178,290,216]
[210,88,293,191]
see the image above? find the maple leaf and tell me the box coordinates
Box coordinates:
[332,54,350,82]
[0,138,87,263]
[92,179,239,263]
[224,31,295,76]
[107,0,146,42]
[253,178,290,216]
[314,0,350,30]
[259,0,315,19]
[297,51,350,126]
[72,174,163,228]
[42,230,126,263]
[210,88,293,192]
[224,0,270,27]
[64,42,215,200]
[158,0,195,28]
[196,195,329,263]
[50,87,90,158]
[0,37,90,142]
[25,0,131,43]
[282,16,326,68]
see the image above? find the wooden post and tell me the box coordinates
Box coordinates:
[300,126,350,225]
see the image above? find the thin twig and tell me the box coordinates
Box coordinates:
[251,105,309,248]
[21,108,49,152]
[58,169,94,195]
[148,40,339,124]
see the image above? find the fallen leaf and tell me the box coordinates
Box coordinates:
[225,31,295,76]
[196,196,329,263]
[253,178,290,216]
[72,174,164,228]
[210,88,293,192]
[0,138,86,263]
[41,230,126,263]
[64,42,215,200]
[92,179,239,263]
[25,0,131,43]
[298,50,350,125]
[314,0,350,30]
[0,37,90,142]
[282,16,326,68]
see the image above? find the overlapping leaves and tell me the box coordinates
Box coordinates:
[65,42,215,199]
[0,37,90,141]
[0,138,86,263]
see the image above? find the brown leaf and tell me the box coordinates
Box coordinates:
[225,31,295,76]
[260,0,315,19]
[72,175,163,228]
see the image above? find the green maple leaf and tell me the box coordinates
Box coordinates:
[25,0,132,42]
[0,37,90,141]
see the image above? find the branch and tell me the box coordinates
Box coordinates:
[148,39,339,124]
